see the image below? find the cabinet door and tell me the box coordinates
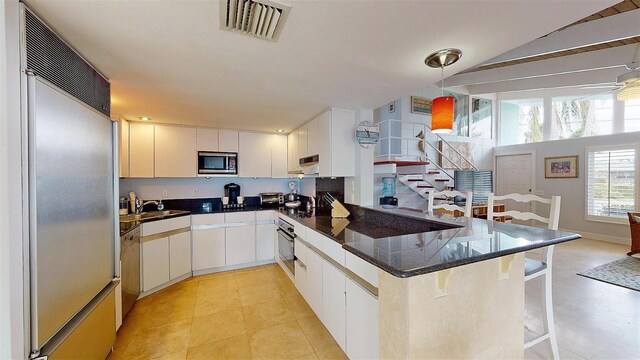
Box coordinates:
[169,231,192,280]
[129,122,154,178]
[219,129,239,152]
[307,116,319,157]
[225,225,256,266]
[192,228,226,270]
[346,278,379,360]
[305,249,323,318]
[118,118,130,177]
[330,110,356,177]
[322,262,346,350]
[295,260,307,299]
[196,128,219,151]
[288,130,299,173]
[298,124,308,159]
[256,223,275,261]
[271,134,288,178]
[142,237,169,292]
[155,125,197,177]
[238,132,271,177]
[318,110,332,177]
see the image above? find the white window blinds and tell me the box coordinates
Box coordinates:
[586,146,637,222]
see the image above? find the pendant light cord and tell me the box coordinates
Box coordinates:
[440,65,444,97]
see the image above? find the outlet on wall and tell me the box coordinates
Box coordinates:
[162,189,168,198]
[193,189,199,197]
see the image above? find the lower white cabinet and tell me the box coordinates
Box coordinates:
[346,278,379,360]
[226,225,256,266]
[192,228,226,270]
[322,262,346,350]
[256,223,275,261]
[305,249,324,318]
[169,231,192,280]
[142,237,170,292]
[294,259,307,297]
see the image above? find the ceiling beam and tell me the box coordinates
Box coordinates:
[445,44,638,87]
[466,67,625,95]
[477,8,640,66]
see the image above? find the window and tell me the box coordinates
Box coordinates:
[551,95,613,139]
[586,145,638,223]
[499,99,543,145]
[444,90,469,137]
[624,99,640,132]
[470,97,492,139]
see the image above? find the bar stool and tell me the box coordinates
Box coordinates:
[487,193,562,360]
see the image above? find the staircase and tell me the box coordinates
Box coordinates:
[374,119,478,204]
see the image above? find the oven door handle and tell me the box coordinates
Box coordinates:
[277,228,295,242]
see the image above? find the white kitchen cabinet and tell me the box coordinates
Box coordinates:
[322,261,346,350]
[225,225,256,266]
[271,134,288,178]
[169,231,192,280]
[298,124,308,159]
[305,248,323,318]
[346,278,379,360]
[287,129,299,173]
[141,237,169,292]
[117,118,130,178]
[196,128,219,151]
[295,259,307,298]
[256,223,275,261]
[318,109,355,177]
[129,122,155,178]
[154,125,197,177]
[219,129,239,153]
[307,116,320,157]
[192,228,226,270]
[239,132,271,177]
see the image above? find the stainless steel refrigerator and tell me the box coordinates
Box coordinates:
[23,7,118,359]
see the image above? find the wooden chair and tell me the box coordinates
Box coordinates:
[627,212,640,256]
[487,193,562,360]
[427,190,473,218]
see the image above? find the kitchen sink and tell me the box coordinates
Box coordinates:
[119,210,189,222]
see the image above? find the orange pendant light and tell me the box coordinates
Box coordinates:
[424,48,462,134]
[431,96,454,133]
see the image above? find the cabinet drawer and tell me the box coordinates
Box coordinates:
[191,213,225,226]
[345,252,378,288]
[305,229,324,250]
[142,216,191,236]
[256,210,277,221]
[322,236,345,266]
[225,211,255,223]
[294,238,307,264]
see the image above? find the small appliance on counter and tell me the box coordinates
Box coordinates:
[380,176,398,208]
[285,181,301,209]
[223,183,244,210]
[260,192,284,208]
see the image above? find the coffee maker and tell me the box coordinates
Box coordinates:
[224,183,242,209]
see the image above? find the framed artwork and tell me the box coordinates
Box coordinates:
[545,156,578,178]
[411,96,432,115]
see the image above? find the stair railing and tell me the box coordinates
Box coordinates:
[424,126,479,171]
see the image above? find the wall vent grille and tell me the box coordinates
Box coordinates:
[24,9,110,116]
[220,0,291,42]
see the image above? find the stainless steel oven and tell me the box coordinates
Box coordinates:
[198,151,238,176]
[277,218,295,275]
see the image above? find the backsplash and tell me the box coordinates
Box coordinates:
[315,177,344,209]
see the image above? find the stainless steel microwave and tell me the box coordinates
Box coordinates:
[198,151,238,176]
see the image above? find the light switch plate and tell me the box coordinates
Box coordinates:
[162,189,168,198]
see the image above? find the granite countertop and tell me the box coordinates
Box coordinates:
[279,205,581,278]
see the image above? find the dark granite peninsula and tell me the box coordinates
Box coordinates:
[279,204,581,359]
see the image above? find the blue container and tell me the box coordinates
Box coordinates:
[381,177,396,197]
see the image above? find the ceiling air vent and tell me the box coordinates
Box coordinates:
[220,0,290,42]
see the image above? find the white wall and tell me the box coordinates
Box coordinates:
[494,132,640,244]
[345,108,374,206]
[120,177,296,200]
[1,1,26,358]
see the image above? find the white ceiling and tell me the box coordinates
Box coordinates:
[25,0,615,132]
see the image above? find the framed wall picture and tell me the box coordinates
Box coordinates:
[411,96,432,115]
[545,155,578,178]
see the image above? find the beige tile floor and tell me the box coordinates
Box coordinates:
[107,264,347,360]
[524,239,640,360]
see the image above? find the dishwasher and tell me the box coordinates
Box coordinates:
[120,226,140,318]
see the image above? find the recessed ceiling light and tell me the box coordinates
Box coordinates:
[277,129,285,133]
[139,116,151,121]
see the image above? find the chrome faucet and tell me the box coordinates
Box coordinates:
[135,198,164,214]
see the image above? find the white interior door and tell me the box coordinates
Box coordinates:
[496,154,533,222]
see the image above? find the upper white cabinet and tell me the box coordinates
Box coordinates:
[196,128,219,151]
[219,129,239,153]
[287,108,356,177]
[117,118,130,178]
[154,125,197,177]
[239,132,272,177]
[129,122,155,178]
[271,134,288,178]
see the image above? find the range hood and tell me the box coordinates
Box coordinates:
[300,154,319,175]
